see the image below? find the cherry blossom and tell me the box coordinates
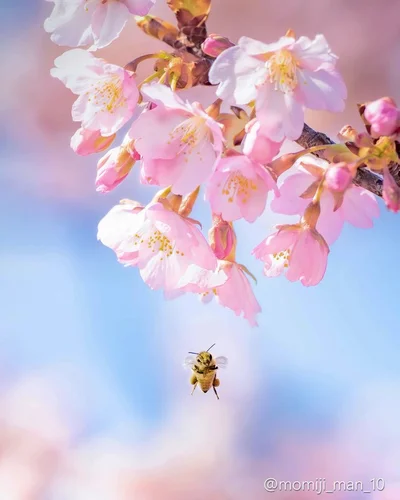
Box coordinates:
[71,127,116,156]
[209,33,347,142]
[98,199,222,294]
[51,49,139,136]
[129,83,224,195]
[253,221,329,287]
[270,156,379,244]
[205,152,278,223]
[44,0,156,50]
[178,260,261,326]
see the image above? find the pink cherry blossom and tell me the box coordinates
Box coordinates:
[98,200,221,294]
[178,260,261,326]
[364,97,400,138]
[71,127,116,156]
[205,153,278,222]
[270,156,379,244]
[44,0,155,50]
[95,135,140,193]
[209,34,347,142]
[242,118,283,164]
[129,83,224,195]
[253,223,329,286]
[51,49,139,136]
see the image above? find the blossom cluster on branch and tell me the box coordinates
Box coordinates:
[44,0,400,326]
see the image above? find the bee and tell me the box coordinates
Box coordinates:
[183,344,228,400]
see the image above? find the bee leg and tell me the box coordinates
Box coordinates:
[191,382,198,395]
[213,377,220,400]
[190,374,198,395]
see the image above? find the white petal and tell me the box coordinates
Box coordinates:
[209,46,266,105]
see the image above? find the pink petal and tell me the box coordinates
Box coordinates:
[91,2,130,49]
[44,0,94,48]
[341,187,380,228]
[208,46,267,105]
[270,172,312,215]
[123,0,155,15]
[286,230,328,286]
[216,263,261,327]
[129,106,187,159]
[140,83,188,112]
[253,229,298,260]
[177,265,228,292]
[242,119,283,164]
[296,68,347,112]
[314,192,345,245]
[291,34,338,71]
[238,35,294,56]
[256,84,304,141]
[142,138,217,195]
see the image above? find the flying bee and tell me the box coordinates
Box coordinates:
[183,344,228,400]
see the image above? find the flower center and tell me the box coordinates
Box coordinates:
[88,75,126,114]
[133,229,184,260]
[169,116,209,159]
[222,173,258,204]
[266,50,298,93]
[272,248,291,268]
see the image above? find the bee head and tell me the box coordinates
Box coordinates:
[198,352,213,365]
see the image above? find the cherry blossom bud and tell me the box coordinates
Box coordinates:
[208,214,237,260]
[364,97,400,138]
[202,34,235,58]
[96,144,139,193]
[71,128,116,156]
[324,162,354,192]
[382,167,400,213]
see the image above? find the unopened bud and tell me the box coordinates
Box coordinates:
[383,167,400,213]
[71,128,116,156]
[202,34,235,58]
[208,215,237,260]
[324,162,354,192]
[96,142,138,193]
[364,97,400,138]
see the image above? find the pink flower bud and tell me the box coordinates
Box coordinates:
[208,215,237,260]
[71,128,116,156]
[95,143,138,193]
[324,162,354,192]
[202,34,235,58]
[383,167,400,213]
[364,97,400,138]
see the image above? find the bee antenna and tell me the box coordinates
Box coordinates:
[188,351,199,355]
[207,343,216,352]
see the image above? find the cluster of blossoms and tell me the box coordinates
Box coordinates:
[45,0,400,326]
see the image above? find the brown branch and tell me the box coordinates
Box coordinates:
[296,124,383,197]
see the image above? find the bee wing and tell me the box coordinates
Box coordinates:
[215,356,228,368]
[183,355,197,369]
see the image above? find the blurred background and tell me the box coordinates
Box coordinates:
[1,0,400,498]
